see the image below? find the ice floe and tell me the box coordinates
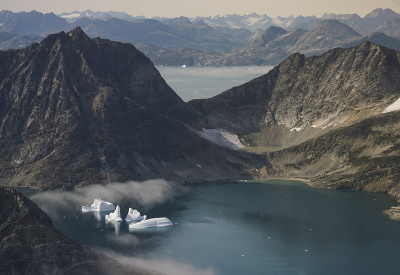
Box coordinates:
[82,199,115,212]
[129,217,173,230]
[125,208,145,222]
[105,205,123,222]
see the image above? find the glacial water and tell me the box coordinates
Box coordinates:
[156,65,273,102]
[18,180,400,275]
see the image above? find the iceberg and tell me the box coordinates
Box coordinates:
[125,208,145,222]
[129,217,173,230]
[105,205,123,222]
[82,199,115,212]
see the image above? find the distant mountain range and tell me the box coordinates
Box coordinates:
[1,8,400,66]
[138,19,400,66]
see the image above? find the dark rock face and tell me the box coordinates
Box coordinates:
[0,27,264,189]
[0,187,156,274]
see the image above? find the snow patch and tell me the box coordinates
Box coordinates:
[198,128,244,150]
[290,127,303,132]
[383,97,400,113]
[60,13,81,19]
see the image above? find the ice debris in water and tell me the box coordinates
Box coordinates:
[129,217,173,229]
[125,208,145,222]
[105,205,123,222]
[82,199,115,212]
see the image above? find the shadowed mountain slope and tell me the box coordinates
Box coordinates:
[0,27,264,190]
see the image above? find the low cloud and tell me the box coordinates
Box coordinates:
[104,251,216,275]
[30,179,185,219]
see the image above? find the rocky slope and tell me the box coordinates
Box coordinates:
[0,187,157,274]
[0,27,264,190]
[188,41,400,218]
[189,41,400,147]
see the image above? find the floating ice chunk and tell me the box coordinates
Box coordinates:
[105,205,123,222]
[82,199,115,212]
[129,217,173,230]
[125,208,145,222]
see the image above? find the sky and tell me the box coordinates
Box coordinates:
[2,0,400,18]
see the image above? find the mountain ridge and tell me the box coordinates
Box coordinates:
[0,27,264,190]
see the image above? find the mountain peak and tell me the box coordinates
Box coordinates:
[67,25,91,41]
[312,19,361,37]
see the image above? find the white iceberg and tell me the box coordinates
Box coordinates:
[105,205,123,222]
[129,217,173,229]
[82,199,115,212]
[125,208,145,222]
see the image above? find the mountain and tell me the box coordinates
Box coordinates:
[346,32,400,51]
[0,32,44,50]
[0,187,156,274]
[134,42,224,66]
[287,19,361,54]
[364,8,400,25]
[188,41,400,218]
[377,18,400,38]
[189,41,400,146]
[0,27,264,190]
[249,26,288,47]
[0,10,69,35]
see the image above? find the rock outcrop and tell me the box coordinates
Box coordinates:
[0,187,157,274]
[0,27,264,190]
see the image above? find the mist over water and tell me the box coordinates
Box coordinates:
[18,179,400,275]
[156,66,273,102]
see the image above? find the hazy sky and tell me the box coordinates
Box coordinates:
[3,0,400,18]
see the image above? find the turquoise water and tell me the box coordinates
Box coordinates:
[156,66,273,102]
[19,180,400,274]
